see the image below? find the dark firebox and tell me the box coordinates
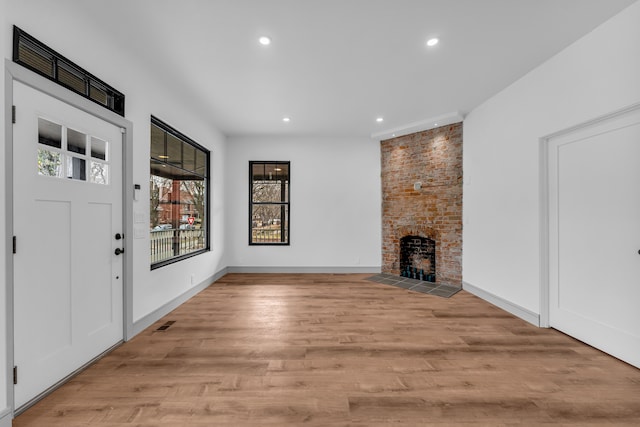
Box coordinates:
[399,235,436,282]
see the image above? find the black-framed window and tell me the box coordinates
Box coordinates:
[13,26,125,116]
[249,161,290,245]
[150,116,210,269]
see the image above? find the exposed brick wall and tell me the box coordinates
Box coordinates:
[381,122,463,286]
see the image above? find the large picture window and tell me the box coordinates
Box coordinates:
[249,161,290,245]
[150,116,209,268]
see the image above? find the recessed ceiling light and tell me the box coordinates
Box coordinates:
[158,155,169,159]
[259,36,271,46]
[434,123,438,127]
[282,117,291,122]
[426,38,439,47]
[376,117,384,123]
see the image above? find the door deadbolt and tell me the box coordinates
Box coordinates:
[115,248,124,256]
[115,233,123,240]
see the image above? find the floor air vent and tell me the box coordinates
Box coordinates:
[156,320,176,331]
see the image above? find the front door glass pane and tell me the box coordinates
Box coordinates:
[37,149,62,177]
[91,137,107,161]
[90,161,109,185]
[66,156,86,181]
[67,128,86,155]
[38,118,62,149]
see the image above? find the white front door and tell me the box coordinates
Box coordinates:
[12,81,124,409]
[548,106,640,368]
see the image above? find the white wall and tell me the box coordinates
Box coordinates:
[226,136,381,270]
[463,1,640,315]
[2,4,227,416]
[0,0,7,421]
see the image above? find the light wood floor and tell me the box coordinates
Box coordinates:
[15,274,640,426]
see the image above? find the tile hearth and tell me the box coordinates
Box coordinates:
[366,273,460,298]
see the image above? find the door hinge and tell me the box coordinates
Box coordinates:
[13,236,17,254]
[13,366,17,385]
[12,105,16,124]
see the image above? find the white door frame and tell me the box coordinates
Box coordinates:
[539,101,640,329]
[4,59,134,415]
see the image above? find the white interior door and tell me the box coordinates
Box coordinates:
[12,81,124,409]
[548,106,640,368]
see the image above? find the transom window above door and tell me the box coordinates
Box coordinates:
[13,26,125,116]
[37,117,110,184]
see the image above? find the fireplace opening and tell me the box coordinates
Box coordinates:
[400,235,436,282]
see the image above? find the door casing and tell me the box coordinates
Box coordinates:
[539,101,640,328]
[4,59,134,415]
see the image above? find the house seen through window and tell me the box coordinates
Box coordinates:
[150,116,209,268]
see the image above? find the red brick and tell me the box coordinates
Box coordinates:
[380,122,462,286]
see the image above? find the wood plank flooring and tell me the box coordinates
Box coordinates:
[15,273,640,426]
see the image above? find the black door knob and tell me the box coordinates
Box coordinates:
[115,233,122,240]
[115,248,124,255]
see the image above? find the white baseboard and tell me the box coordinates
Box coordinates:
[131,267,228,336]
[462,281,540,327]
[227,266,381,274]
[0,408,11,427]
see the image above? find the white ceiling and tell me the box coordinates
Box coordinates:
[76,0,636,137]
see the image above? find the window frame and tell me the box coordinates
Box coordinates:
[248,161,290,246]
[13,26,125,116]
[150,116,210,269]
